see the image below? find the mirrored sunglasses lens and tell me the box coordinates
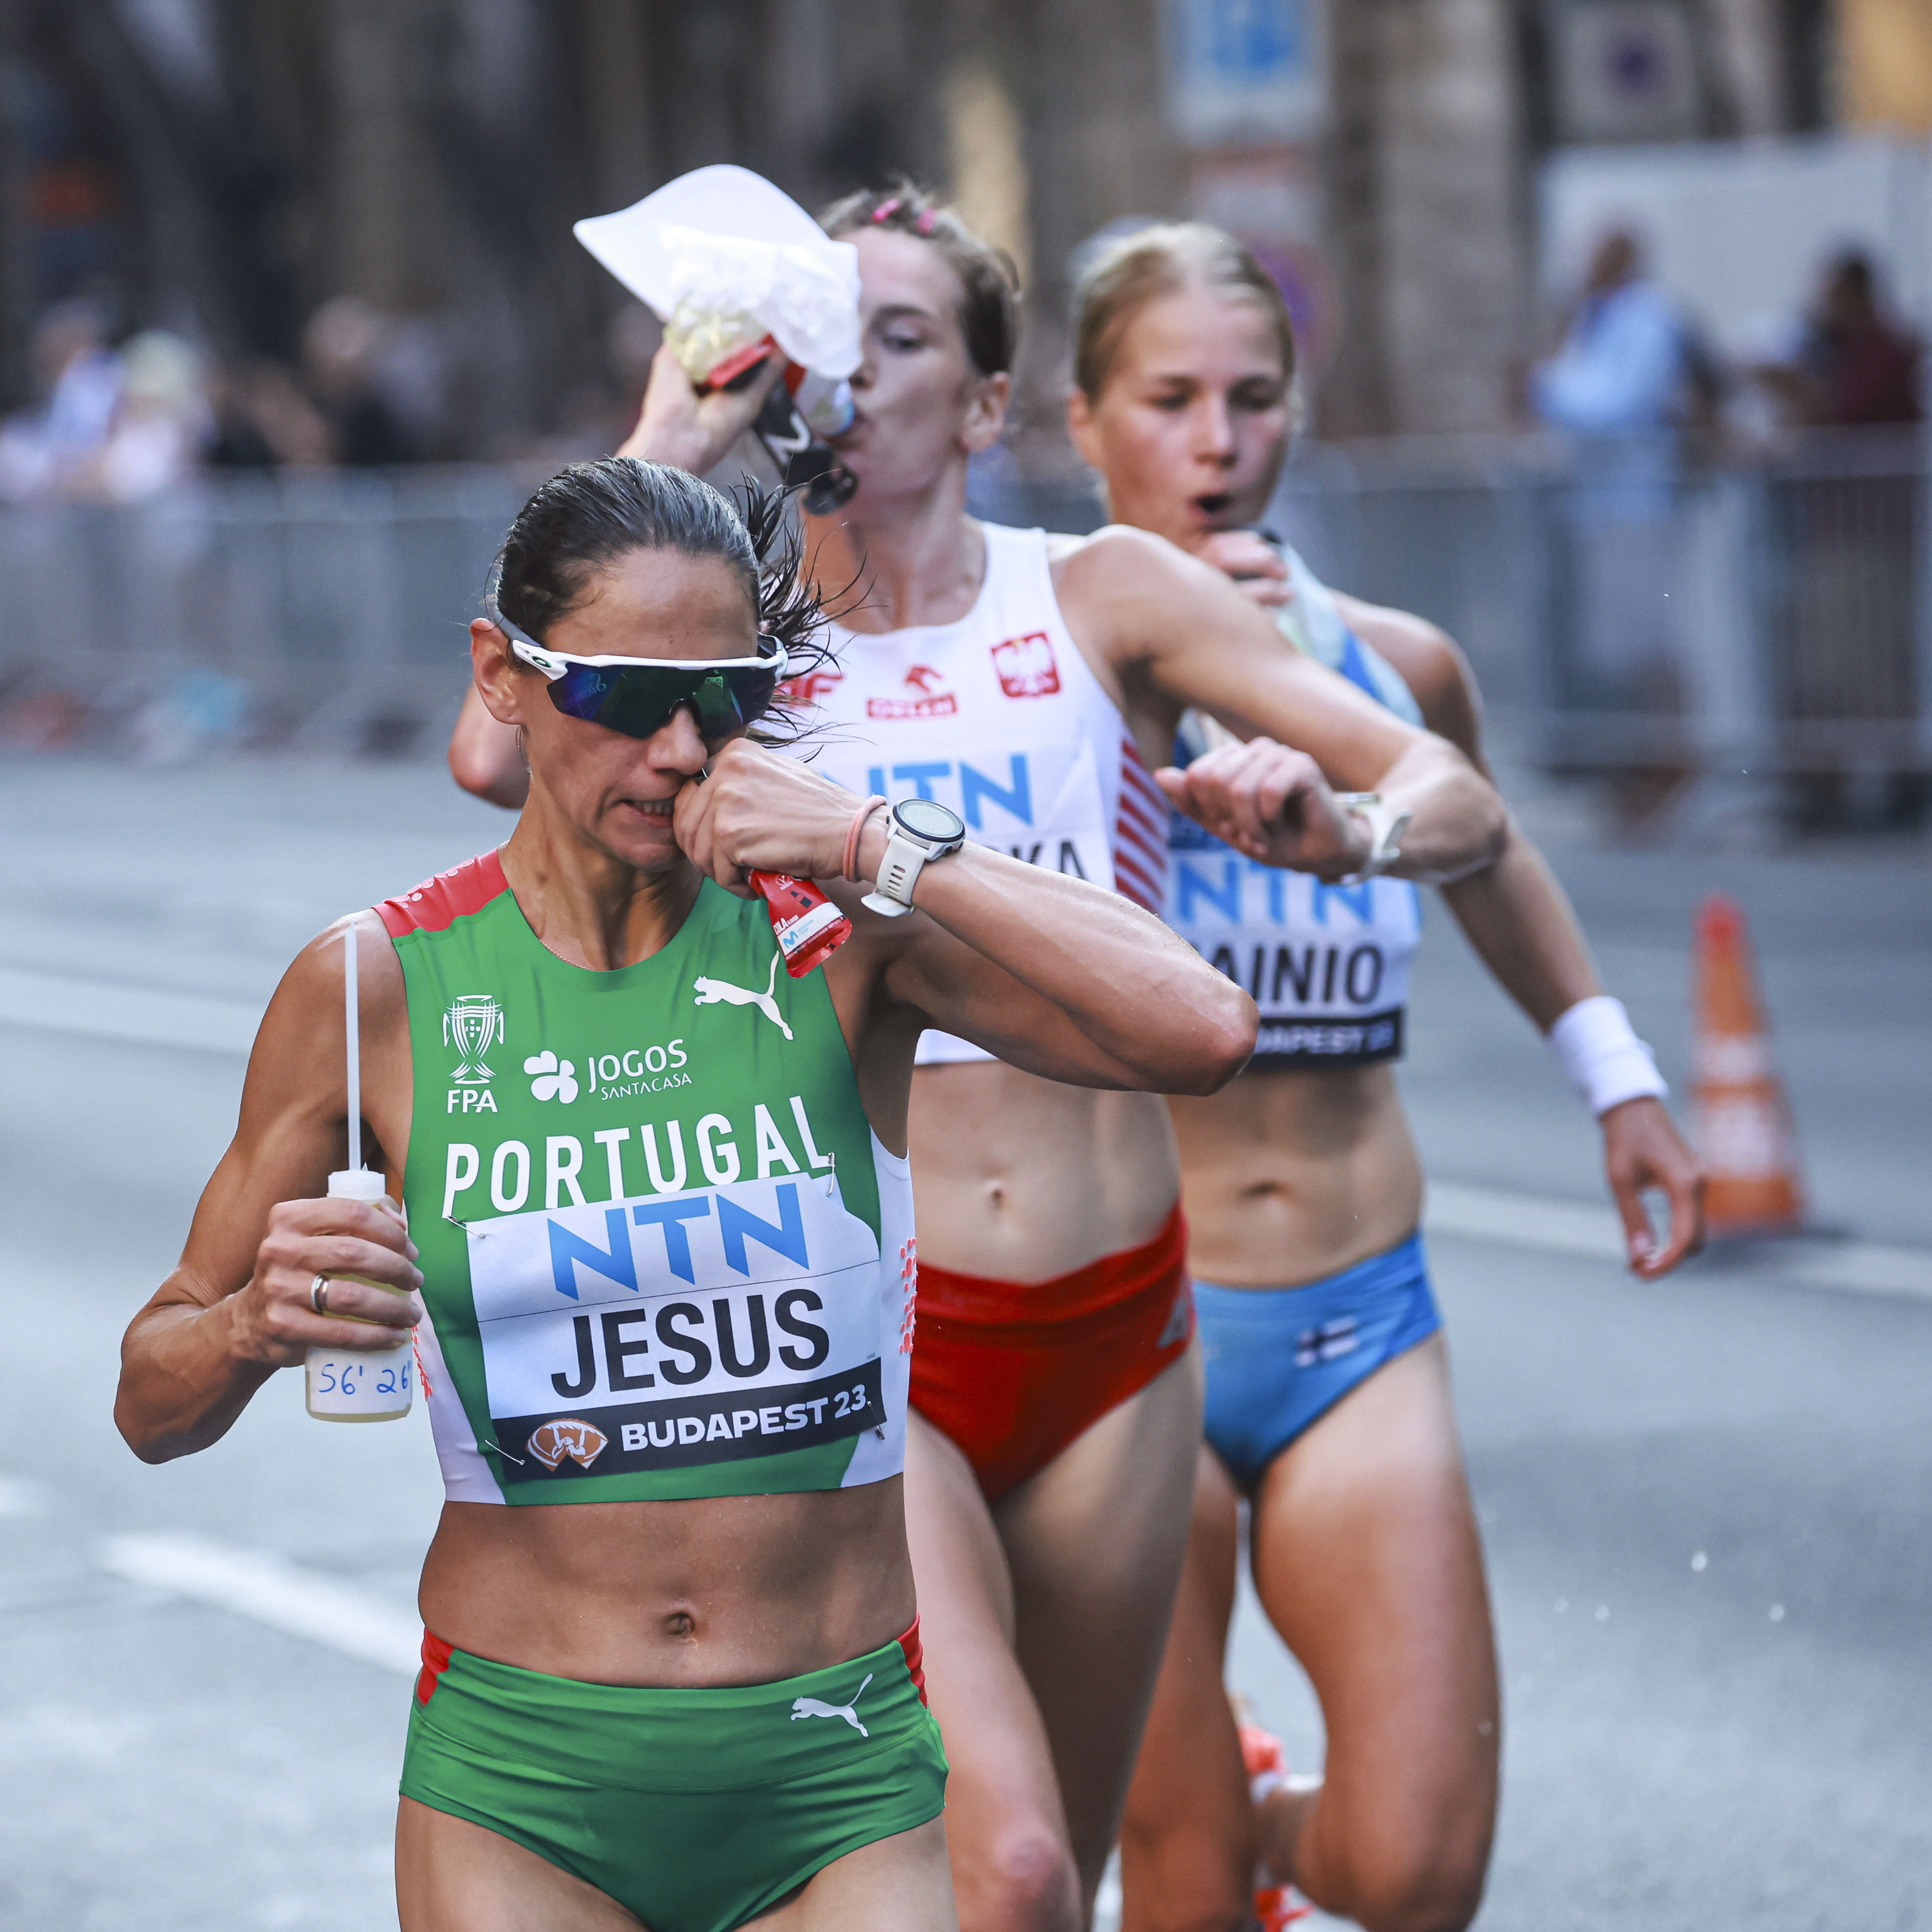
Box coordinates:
[691,673,751,741]
[720,666,781,731]
[545,662,780,742]
[547,665,623,723]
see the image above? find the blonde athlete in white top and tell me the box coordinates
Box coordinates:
[449,184,1506,1932]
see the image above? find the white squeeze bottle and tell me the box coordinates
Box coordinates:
[306,915,415,1422]
[305,1168,415,1421]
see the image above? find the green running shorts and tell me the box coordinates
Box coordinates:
[400,1623,947,1932]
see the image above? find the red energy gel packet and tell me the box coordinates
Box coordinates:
[750,870,853,977]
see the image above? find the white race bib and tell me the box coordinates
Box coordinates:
[466,1175,887,1480]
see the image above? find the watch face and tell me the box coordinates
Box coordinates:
[894,797,965,844]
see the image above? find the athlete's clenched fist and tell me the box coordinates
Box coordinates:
[675,737,864,891]
[1197,530,1295,609]
[1156,735,1374,881]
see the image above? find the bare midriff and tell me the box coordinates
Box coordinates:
[416,1479,914,1688]
[1168,1065,1423,1289]
[904,1061,1182,1282]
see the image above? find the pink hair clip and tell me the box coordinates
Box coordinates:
[914,209,938,235]
[871,197,903,223]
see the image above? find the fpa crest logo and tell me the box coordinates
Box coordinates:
[444,994,504,1085]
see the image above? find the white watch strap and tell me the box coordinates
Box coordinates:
[861,829,928,916]
[1337,793,1409,881]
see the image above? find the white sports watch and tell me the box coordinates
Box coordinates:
[861,799,967,916]
[1335,792,1410,882]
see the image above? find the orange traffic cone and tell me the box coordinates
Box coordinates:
[1692,894,1804,1236]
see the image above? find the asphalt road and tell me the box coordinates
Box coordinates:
[0,753,1926,1932]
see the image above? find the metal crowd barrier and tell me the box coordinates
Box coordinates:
[0,466,525,753]
[3,435,1928,789]
[1267,427,1932,789]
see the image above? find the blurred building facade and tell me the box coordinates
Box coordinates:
[0,0,1923,457]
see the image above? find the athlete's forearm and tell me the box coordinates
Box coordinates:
[881,834,1257,1094]
[1372,738,1508,886]
[1437,820,1601,1032]
[116,1292,278,1463]
[615,345,781,473]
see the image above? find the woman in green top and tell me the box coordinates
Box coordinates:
[114,459,1256,1932]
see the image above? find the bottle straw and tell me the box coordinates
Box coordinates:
[344,917,362,1174]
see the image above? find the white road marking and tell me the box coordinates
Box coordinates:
[1426,1181,1625,1261]
[0,966,260,1055]
[97,1533,419,1676]
[1425,1181,1932,1304]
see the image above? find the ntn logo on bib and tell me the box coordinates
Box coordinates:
[844,739,1114,888]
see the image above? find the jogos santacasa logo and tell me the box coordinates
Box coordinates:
[444,994,692,1109]
[523,1038,691,1105]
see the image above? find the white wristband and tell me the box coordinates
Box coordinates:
[1547,996,1668,1117]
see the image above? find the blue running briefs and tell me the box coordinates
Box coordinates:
[1195,1233,1443,1488]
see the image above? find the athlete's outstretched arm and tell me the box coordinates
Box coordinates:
[1333,592,1704,1278]
[448,350,783,809]
[674,739,1257,1097]
[115,919,422,1462]
[1060,526,1507,884]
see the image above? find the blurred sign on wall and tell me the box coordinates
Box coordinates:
[1552,0,1702,144]
[1163,0,1325,145]
[1840,0,1932,137]
[1163,0,1338,369]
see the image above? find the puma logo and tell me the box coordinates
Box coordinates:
[693,953,792,1040]
[789,1672,872,1737]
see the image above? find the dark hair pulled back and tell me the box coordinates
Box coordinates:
[820,182,1021,378]
[488,458,834,741]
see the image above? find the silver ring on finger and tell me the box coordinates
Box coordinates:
[310,1274,331,1316]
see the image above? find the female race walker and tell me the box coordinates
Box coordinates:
[451,188,1507,1931]
[787,186,1505,1932]
[1066,223,1706,1932]
[114,458,1257,1932]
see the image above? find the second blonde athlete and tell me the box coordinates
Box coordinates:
[1067,223,1705,1932]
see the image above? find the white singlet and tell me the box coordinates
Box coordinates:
[799,522,1167,1063]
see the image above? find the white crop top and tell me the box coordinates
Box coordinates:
[797,522,1166,1063]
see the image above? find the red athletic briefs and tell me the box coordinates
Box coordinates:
[909,1205,1195,1501]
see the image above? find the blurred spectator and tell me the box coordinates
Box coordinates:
[1755,252,1922,429]
[1533,229,1695,826]
[1755,254,1926,833]
[0,300,123,500]
[206,361,332,468]
[302,296,415,466]
[95,331,212,500]
[1533,230,1691,435]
